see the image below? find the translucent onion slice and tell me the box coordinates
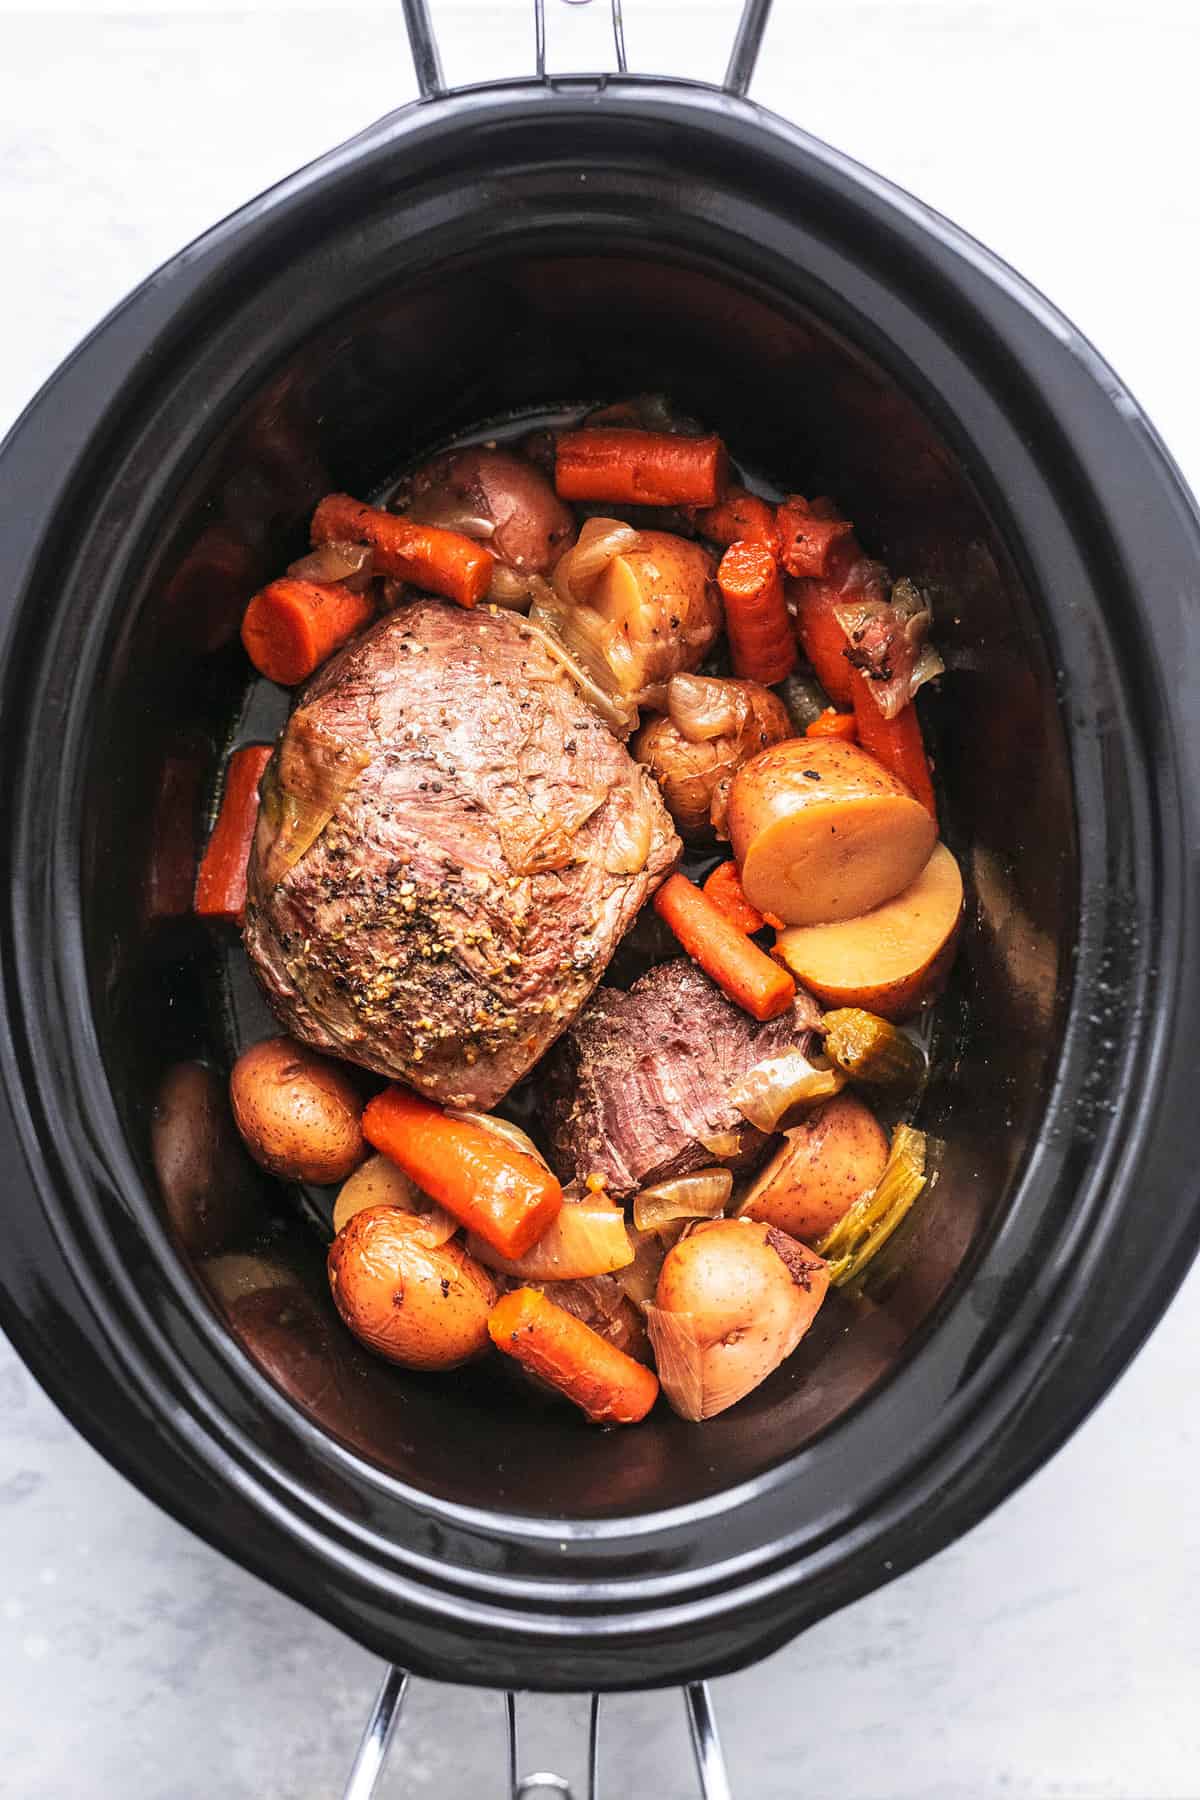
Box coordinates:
[632,1169,733,1233]
[467,1199,632,1281]
[834,576,944,721]
[287,540,375,592]
[513,611,640,736]
[601,782,654,876]
[553,516,640,603]
[445,1109,550,1170]
[332,1153,458,1245]
[728,1046,846,1134]
[666,673,751,743]
[253,710,370,890]
[697,1128,744,1159]
[644,1304,706,1422]
[614,1228,672,1311]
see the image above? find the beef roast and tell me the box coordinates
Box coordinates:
[542,959,824,1197]
[243,600,680,1108]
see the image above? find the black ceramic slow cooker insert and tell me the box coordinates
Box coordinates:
[1,0,1199,1761]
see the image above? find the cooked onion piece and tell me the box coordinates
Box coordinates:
[632,1169,733,1233]
[467,1196,632,1281]
[332,1152,458,1244]
[287,540,375,592]
[728,1046,846,1134]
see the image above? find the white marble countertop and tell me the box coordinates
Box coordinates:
[3,3,1199,1795]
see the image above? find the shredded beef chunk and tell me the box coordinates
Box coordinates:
[243,601,680,1108]
[542,959,823,1198]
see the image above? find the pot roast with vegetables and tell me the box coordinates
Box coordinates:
[183,402,961,1427]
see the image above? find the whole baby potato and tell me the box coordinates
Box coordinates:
[632,679,792,840]
[230,1035,365,1184]
[328,1206,497,1369]
[151,1060,260,1255]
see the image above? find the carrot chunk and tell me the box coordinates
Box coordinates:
[776,496,857,579]
[241,577,374,686]
[488,1287,660,1425]
[654,872,796,1021]
[194,744,274,925]
[717,541,797,685]
[362,1086,563,1260]
[554,429,729,508]
[791,580,855,707]
[702,860,767,934]
[310,492,493,608]
[805,708,858,742]
[849,668,937,818]
[692,486,780,552]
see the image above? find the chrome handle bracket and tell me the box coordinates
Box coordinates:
[342,1671,733,1798]
[401,0,773,97]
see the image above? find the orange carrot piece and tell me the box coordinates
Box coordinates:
[241,577,374,686]
[805,707,859,742]
[776,497,857,580]
[362,1086,562,1259]
[693,487,780,552]
[554,429,729,508]
[194,744,274,925]
[488,1287,660,1425]
[849,667,937,819]
[654,872,796,1021]
[311,492,493,608]
[717,541,797,685]
[791,580,855,707]
[702,860,767,934]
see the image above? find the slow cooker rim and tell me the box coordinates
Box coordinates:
[2,77,1198,1688]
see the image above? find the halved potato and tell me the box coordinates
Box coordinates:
[739,1093,889,1242]
[726,738,936,927]
[333,1152,458,1244]
[774,842,963,1020]
[647,1218,829,1420]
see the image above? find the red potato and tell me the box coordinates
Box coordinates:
[774,841,963,1020]
[151,1061,260,1255]
[329,1206,496,1369]
[726,737,937,927]
[739,1093,890,1241]
[230,1036,366,1184]
[646,1218,829,1420]
[404,446,576,605]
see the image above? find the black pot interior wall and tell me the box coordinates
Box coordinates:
[84,250,1075,1517]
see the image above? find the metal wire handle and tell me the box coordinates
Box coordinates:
[343,1669,731,1798]
[341,4,768,1791]
[400,0,773,98]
